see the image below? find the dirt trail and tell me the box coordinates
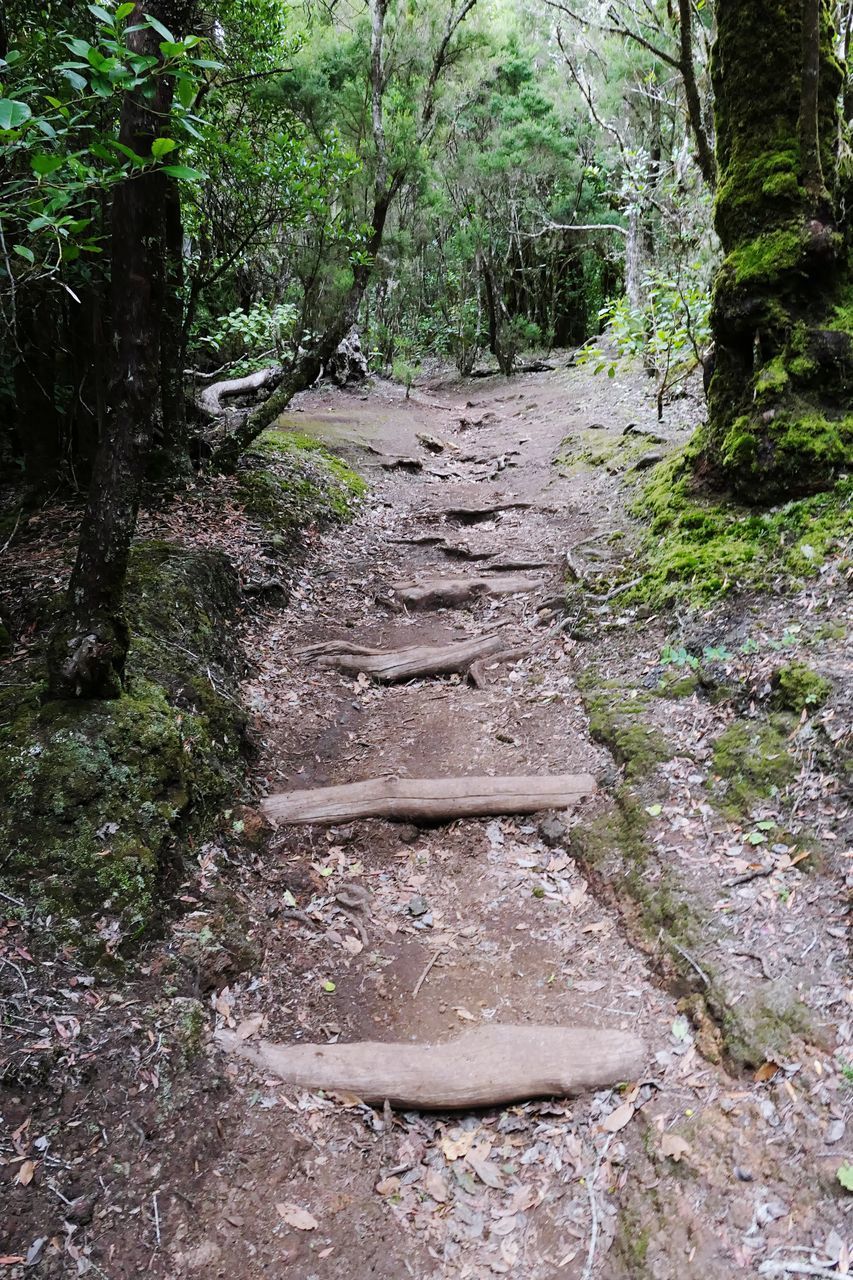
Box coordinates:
[156,362,850,1279]
[7,359,848,1280]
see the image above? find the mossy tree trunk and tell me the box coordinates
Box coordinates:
[697,0,853,501]
[48,5,180,699]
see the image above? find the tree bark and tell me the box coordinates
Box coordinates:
[47,6,177,698]
[676,0,716,188]
[695,0,850,502]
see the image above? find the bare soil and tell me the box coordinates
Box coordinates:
[2,358,851,1279]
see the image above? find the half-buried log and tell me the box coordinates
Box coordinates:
[261,772,595,825]
[392,573,543,610]
[299,633,512,681]
[216,1023,645,1108]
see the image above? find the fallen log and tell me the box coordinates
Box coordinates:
[216,1023,645,1108]
[197,364,285,419]
[261,772,595,825]
[441,502,531,524]
[392,573,542,610]
[300,632,512,681]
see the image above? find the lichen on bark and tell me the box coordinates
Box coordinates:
[697,0,853,501]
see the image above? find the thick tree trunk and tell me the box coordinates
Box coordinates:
[47,8,174,698]
[696,0,851,502]
[151,176,190,485]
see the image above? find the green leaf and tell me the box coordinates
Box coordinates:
[60,69,88,91]
[645,804,662,818]
[151,137,177,157]
[31,154,64,176]
[116,2,136,16]
[13,245,34,263]
[838,1163,853,1191]
[160,164,205,181]
[144,13,174,41]
[0,97,31,129]
[322,980,336,993]
[176,75,195,108]
[88,3,115,22]
[188,58,223,69]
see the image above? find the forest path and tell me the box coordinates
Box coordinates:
[166,363,847,1280]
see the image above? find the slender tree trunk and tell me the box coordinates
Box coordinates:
[696,0,850,502]
[676,0,716,188]
[48,7,174,698]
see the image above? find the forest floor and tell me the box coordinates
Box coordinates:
[2,356,852,1279]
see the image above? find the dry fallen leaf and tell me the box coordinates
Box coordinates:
[375,1176,401,1197]
[423,1169,450,1203]
[275,1203,318,1231]
[660,1133,691,1163]
[15,1160,36,1187]
[467,1153,503,1189]
[342,936,363,955]
[235,1014,264,1041]
[602,1102,635,1133]
[754,1061,781,1083]
[441,1129,477,1161]
[452,1006,477,1022]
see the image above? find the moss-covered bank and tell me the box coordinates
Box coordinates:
[629,451,852,605]
[0,438,365,945]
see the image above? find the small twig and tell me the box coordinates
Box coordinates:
[412,951,441,998]
[758,1263,844,1278]
[0,887,26,908]
[727,865,774,887]
[581,1134,612,1280]
[670,941,709,986]
[152,1193,161,1247]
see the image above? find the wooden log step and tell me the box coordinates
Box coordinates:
[392,573,542,610]
[299,632,512,681]
[216,1023,645,1108]
[261,772,595,825]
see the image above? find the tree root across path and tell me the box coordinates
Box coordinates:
[298,632,518,681]
[216,1024,645,1108]
[261,772,596,824]
[391,572,544,609]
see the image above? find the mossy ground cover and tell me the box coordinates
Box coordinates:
[0,438,365,946]
[626,451,853,606]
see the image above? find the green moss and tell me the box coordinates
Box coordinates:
[726,226,804,287]
[754,356,790,403]
[628,451,853,606]
[710,717,797,810]
[243,429,366,528]
[578,676,672,776]
[772,661,832,713]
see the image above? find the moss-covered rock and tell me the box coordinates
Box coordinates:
[771,661,832,713]
[710,716,797,810]
[239,430,366,534]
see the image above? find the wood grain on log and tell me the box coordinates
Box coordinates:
[299,632,512,681]
[216,1024,645,1108]
[392,573,542,610]
[261,772,595,825]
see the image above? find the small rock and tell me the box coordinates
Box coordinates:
[538,815,567,848]
[407,895,429,918]
[734,1166,754,1182]
[633,451,665,471]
